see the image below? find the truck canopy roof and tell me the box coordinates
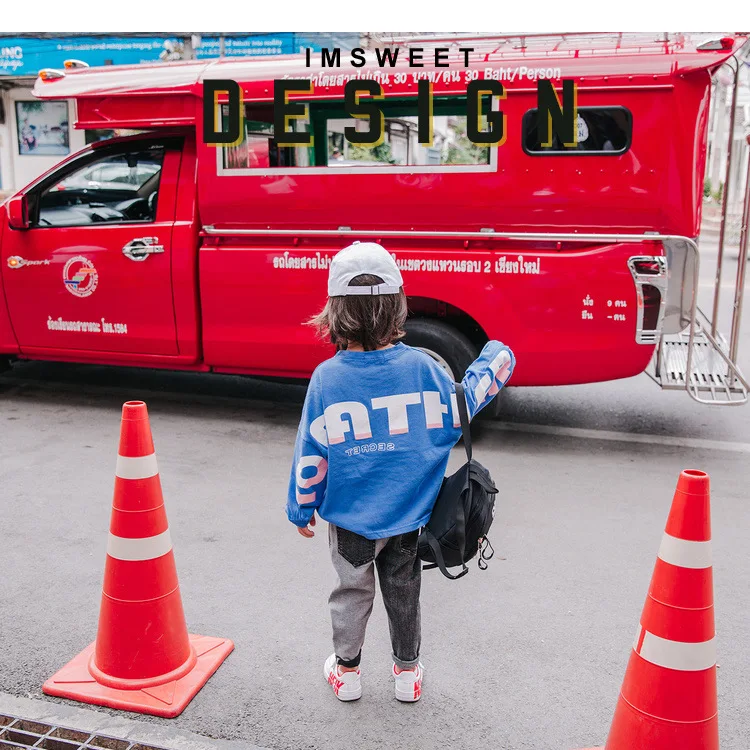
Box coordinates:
[32,33,745,111]
[22,33,744,241]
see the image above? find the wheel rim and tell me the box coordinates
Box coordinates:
[415,347,456,380]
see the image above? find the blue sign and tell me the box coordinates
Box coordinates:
[0,34,358,77]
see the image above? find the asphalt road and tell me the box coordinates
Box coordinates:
[1,234,749,750]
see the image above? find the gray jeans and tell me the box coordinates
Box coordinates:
[328,524,422,670]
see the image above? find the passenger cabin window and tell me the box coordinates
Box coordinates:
[34,146,164,227]
[522,107,632,155]
[222,105,312,169]
[220,97,492,171]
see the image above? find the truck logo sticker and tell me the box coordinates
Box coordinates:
[63,256,98,298]
[7,255,50,268]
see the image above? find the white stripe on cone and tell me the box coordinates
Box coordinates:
[633,624,716,671]
[115,453,159,480]
[657,532,712,569]
[107,529,173,561]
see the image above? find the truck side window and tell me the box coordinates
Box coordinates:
[220,97,492,171]
[32,146,164,227]
[314,96,491,168]
[221,104,311,170]
[522,106,632,155]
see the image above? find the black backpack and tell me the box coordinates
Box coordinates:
[417,383,498,579]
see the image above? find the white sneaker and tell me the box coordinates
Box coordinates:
[323,653,362,701]
[393,662,423,702]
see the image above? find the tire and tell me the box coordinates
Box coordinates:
[403,318,477,382]
[0,357,10,375]
[403,318,503,419]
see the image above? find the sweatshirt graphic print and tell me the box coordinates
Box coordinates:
[286,341,515,539]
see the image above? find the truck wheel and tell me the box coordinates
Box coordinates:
[404,318,477,382]
[0,357,10,375]
[403,318,504,419]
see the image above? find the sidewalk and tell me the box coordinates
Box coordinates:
[701,201,744,246]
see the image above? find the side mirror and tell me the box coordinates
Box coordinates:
[7,195,29,230]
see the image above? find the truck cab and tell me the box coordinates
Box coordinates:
[1,131,202,363]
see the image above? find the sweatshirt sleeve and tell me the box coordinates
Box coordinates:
[286,371,328,528]
[460,340,516,419]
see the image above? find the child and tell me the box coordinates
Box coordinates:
[286,242,515,702]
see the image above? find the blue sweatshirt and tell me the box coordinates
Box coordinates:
[286,341,515,539]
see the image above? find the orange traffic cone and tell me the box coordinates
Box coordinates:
[586,469,717,749]
[43,401,234,718]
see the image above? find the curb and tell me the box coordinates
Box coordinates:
[0,693,263,750]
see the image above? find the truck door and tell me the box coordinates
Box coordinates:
[1,137,182,356]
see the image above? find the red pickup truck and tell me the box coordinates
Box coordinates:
[0,34,746,404]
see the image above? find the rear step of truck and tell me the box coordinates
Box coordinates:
[648,326,748,405]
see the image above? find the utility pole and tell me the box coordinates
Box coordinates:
[183,34,201,60]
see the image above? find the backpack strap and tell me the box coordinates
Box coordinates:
[478,537,495,570]
[422,528,469,580]
[455,382,472,462]
[421,384,473,580]
[454,382,471,564]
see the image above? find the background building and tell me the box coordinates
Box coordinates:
[705,59,750,243]
[0,33,358,195]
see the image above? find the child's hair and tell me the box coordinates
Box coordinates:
[309,274,408,351]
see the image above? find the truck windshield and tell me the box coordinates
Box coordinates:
[33,146,164,227]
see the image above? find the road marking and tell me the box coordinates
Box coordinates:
[3,371,749,455]
[485,421,750,453]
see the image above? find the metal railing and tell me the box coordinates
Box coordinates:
[363,32,689,61]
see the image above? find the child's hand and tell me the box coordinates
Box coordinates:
[297,513,317,538]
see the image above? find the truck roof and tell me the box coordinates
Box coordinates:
[32,33,746,101]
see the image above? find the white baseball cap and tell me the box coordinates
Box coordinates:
[328,242,404,297]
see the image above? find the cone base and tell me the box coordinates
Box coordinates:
[602,694,718,750]
[42,633,234,718]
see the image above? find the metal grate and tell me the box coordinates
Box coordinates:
[0,715,169,750]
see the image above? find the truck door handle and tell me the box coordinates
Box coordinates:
[122,237,164,262]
